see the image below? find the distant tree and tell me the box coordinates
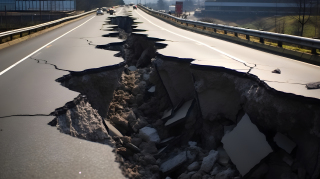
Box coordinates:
[157,0,166,10]
[292,0,314,36]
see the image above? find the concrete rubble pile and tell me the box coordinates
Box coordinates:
[49,15,320,179]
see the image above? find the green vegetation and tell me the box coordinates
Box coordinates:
[200,15,320,38]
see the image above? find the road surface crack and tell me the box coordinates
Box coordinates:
[30,57,74,72]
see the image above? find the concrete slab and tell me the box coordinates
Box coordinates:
[221,113,273,176]
[165,99,194,127]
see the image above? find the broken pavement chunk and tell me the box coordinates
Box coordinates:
[161,108,173,120]
[306,81,320,89]
[128,66,137,71]
[160,151,187,174]
[200,150,218,172]
[165,99,194,127]
[273,132,296,154]
[148,86,155,93]
[272,68,281,74]
[139,127,160,143]
[221,113,273,176]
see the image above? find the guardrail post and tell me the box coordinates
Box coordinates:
[203,27,206,30]
[277,41,282,47]
[186,23,188,26]
[20,32,23,37]
[214,29,216,33]
[311,48,317,54]
[194,25,196,28]
[246,35,250,41]
[260,37,264,44]
[0,37,2,44]
[10,34,13,41]
[224,30,227,34]
[234,32,238,37]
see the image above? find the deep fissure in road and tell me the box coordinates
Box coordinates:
[49,14,320,179]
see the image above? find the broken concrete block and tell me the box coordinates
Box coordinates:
[165,99,194,127]
[215,168,236,179]
[139,127,160,143]
[104,120,123,137]
[306,81,320,89]
[210,164,223,176]
[272,68,281,74]
[274,132,296,154]
[148,86,155,93]
[161,108,173,120]
[128,66,137,71]
[187,161,200,171]
[143,73,150,81]
[200,150,218,172]
[160,151,187,174]
[188,141,197,147]
[221,113,273,176]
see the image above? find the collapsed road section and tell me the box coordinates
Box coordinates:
[49,11,320,179]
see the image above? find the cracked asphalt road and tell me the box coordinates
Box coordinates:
[0,4,320,179]
[0,8,125,179]
[132,8,320,100]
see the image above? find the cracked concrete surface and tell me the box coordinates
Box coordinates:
[1,4,320,179]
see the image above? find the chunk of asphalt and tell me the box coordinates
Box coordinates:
[160,151,187,174]
[139,127,160,143]
[273,132,296,154]
[161,108,173,121]
[306,81,320,89]
[272,68,281,74]
[221,113,273,176]
[165,99,194,127]
[148,86,155,93]
[105,120,123,137]
[128,66,137,71]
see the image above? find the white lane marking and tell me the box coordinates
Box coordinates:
[0,15,96,76]
[137,9,319,69]
[135,10,247,65]
[116,7,123,14]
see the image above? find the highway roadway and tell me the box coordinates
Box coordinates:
[0,8,125,179]
[131,8,320,100]
[0,5,319,179]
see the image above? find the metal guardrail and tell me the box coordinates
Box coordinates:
[0,9,96,44]
[138,5,320,54]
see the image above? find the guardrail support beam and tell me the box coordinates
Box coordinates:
[10,34,13,41]
[278,41,283,48]
[246,35,250,41]
[260,37,264,44]
[234,32,238,37]
[20,32,23,37]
